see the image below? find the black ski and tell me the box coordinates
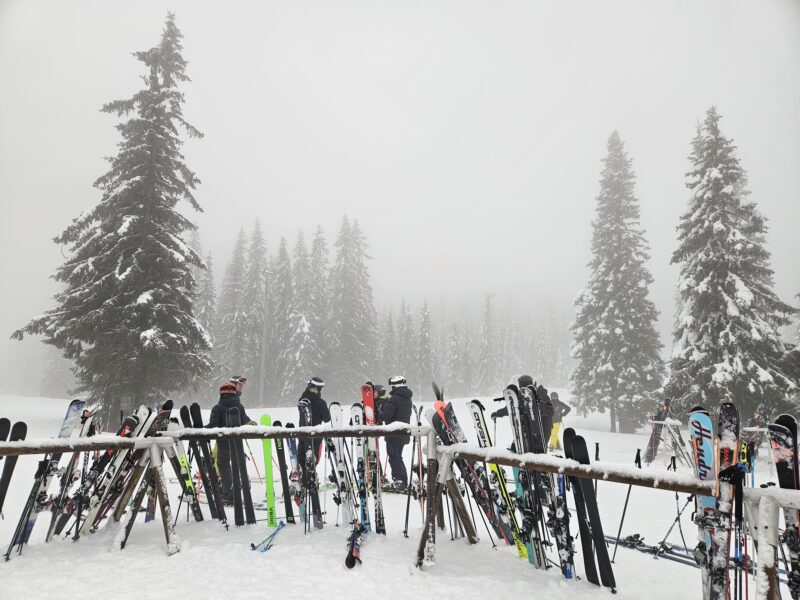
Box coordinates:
[189,402,227,528]
[180,405,217,519]
[570,432,616,591]
[563,427,600,585]
[272,420,295,524]
[0,421,28,517]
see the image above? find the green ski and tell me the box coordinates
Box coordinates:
[260,413,277,527]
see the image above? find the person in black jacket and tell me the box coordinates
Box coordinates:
[297,377,331,470]
[380,375,413,489]
[208,379,254,504]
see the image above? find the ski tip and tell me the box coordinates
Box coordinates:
[431,382,443,401]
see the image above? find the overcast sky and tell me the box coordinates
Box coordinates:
[1,0,799,394]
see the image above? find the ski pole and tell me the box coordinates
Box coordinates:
[403,433,417,538]
[612,449,641,563]
[244,440,264,485]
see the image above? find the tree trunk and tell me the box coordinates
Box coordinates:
[609,405,617,433]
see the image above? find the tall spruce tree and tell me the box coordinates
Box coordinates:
[395,301,416,380]
[241,221,268,403]
[665,108,796,416]
[416,301,435,389]
[13,14,210,421]
[379,310,397,381]
[570,131,663,433]
[446,321,464,397]
[215,229,248,377]
[477,294,496,395]
[195,253,217,343]
[307,226,330,377]
[276,231,317,402]
[328,217,378,401]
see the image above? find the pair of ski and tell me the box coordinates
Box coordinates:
[689,403,741,600]
[766,413,800,597]
[4,400,83,559]
[0,418,29,521]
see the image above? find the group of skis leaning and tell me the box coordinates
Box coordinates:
[425,376,614,591]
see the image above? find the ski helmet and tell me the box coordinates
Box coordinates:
[307,376,325,389]
[374,384,387,397]
[389,375,406,388]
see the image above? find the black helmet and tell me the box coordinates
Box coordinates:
[307,376,325,389]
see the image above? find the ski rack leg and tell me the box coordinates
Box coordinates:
[439,453,478,545]
[416,429,440,568]
[749,494,781,600]
[148,443,181,556]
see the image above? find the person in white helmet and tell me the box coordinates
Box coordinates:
[379,376,413,490]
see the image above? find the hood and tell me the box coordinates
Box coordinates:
[391,386,413,400]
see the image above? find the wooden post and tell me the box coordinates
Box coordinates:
[754,495,782,600]
[417,429,440,568]
[148,444,181,555]
[442,453,478,545]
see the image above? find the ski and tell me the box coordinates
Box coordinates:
[345,522,364,568]
[272,420,295,525]
[0,421,28,518]
[298,399,323,530]
[688,406,716,597]
[350,402,371,532]
[708,402,739,600]
[260,413,278,528]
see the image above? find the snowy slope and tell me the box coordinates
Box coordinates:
[0,393,784,599]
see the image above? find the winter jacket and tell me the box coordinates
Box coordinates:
[298,389,331,426]
[551,397,571,423]
[380,386,413,443]
[207,394,251,428]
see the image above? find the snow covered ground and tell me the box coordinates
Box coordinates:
[0,393,786,599]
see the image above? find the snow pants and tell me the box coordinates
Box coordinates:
[385,438,408,485]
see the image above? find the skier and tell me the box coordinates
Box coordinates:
[379,376,413,490]
[548,391,571,450]
[208,379,254,505]
[297,377,331,470]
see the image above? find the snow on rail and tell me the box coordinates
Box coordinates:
[0,423,427,457]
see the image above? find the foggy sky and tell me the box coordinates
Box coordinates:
[1,0,799,395]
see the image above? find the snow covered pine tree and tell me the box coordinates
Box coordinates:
[12,14,211,422]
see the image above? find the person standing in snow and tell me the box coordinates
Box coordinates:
[297,377,331,470]
[208,379,254,505]
[379,376,413,490]
[548,391,571,450]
